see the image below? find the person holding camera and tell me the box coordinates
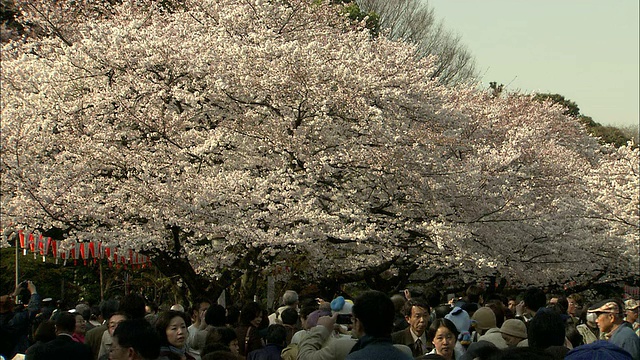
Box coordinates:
[0,280,41,359]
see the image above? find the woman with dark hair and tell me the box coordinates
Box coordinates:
[235,302,264,357]
[155,310,195,360]
[205,326,240,356]
[24,320,56,356]
[426,318,459,360]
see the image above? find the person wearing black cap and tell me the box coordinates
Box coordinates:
[588,299,640,359]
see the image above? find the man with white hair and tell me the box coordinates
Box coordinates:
[269,290,299,325]
[588,299,640,359]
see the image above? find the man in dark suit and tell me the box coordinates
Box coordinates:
[391,298,431,358]
[29,311,92,360]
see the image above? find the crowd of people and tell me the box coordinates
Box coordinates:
[1,280,639,360]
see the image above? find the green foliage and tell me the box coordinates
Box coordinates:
[333,0,380,36]
[586,124,634,148]
[533,93,632,148]
[534,93,581,117]
[0,247,181,307]
[1,247,87,305]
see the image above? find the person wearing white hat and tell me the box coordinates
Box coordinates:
[624,299,639,337]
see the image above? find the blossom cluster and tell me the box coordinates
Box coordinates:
[1,0,637,289]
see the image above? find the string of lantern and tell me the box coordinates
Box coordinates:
[15,230,152,269]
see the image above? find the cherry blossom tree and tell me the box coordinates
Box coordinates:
[2,0,637,299]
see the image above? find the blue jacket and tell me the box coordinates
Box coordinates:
[247,343,285,360]
[346,335,413,360]
[610,323,640,360]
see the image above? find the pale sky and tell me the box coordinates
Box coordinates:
[426,0,639,127]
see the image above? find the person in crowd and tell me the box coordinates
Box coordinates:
[458,341,499,360]
[268,290,299,325]
[444,307,471,357]
[76,303,95,331]
[226,305,241,329]
[423,287,444,322]
[527,308,570,358]
[98,294,146,359]
[463,285,484,308]
[294,308,357,360]
[156,310,195,360]
[86,298,119,360]
[280,307,298,345]
[24,320,56,357]
[330,296,355,338]
[345,290,412,359]
[187,298,211,353]
[246,324,286,360]
[72,312,87,343]
[564,340,633,360]
[624,299,639,337]
[235,302,265,357]
[391,298,432,357]
[565,321,583,349]
[490,347,556,360]
[567,294,582,323]
[546,296,571,324]
[472,306,507,349]
[425,318,459,360]
[575,304,599,344]
[189,303,224,357]
[144,301,160,325]
[89,305,103,328]
[588,299,640,359]
[289,304,318,345]
[506,298,517,316]
[483,300,507,329]
[514,287,546,323]
[433,305,452,320]
[28,311,92,360]
[499,319,527,347]
[297,299,412,360]
[0,280,41,359]
[391,293,409,332]
[204,326,240,356]
[171,304,186,312]
[281,304,319,360]
[109,319,161,360]
[39,298,56,320]
[201,351,242,360]
[98,311,128,360]
[28,297,55,345]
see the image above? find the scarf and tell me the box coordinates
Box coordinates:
[160,345,187,359]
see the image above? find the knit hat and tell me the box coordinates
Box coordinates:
[500,319,527,339]
[624,299,639,311]
[330,296,353,315]
[306,309,331,328]
[472,307,496,330]
[588,299,622,315]
[565,340,632,360]
[445,307,471,345]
